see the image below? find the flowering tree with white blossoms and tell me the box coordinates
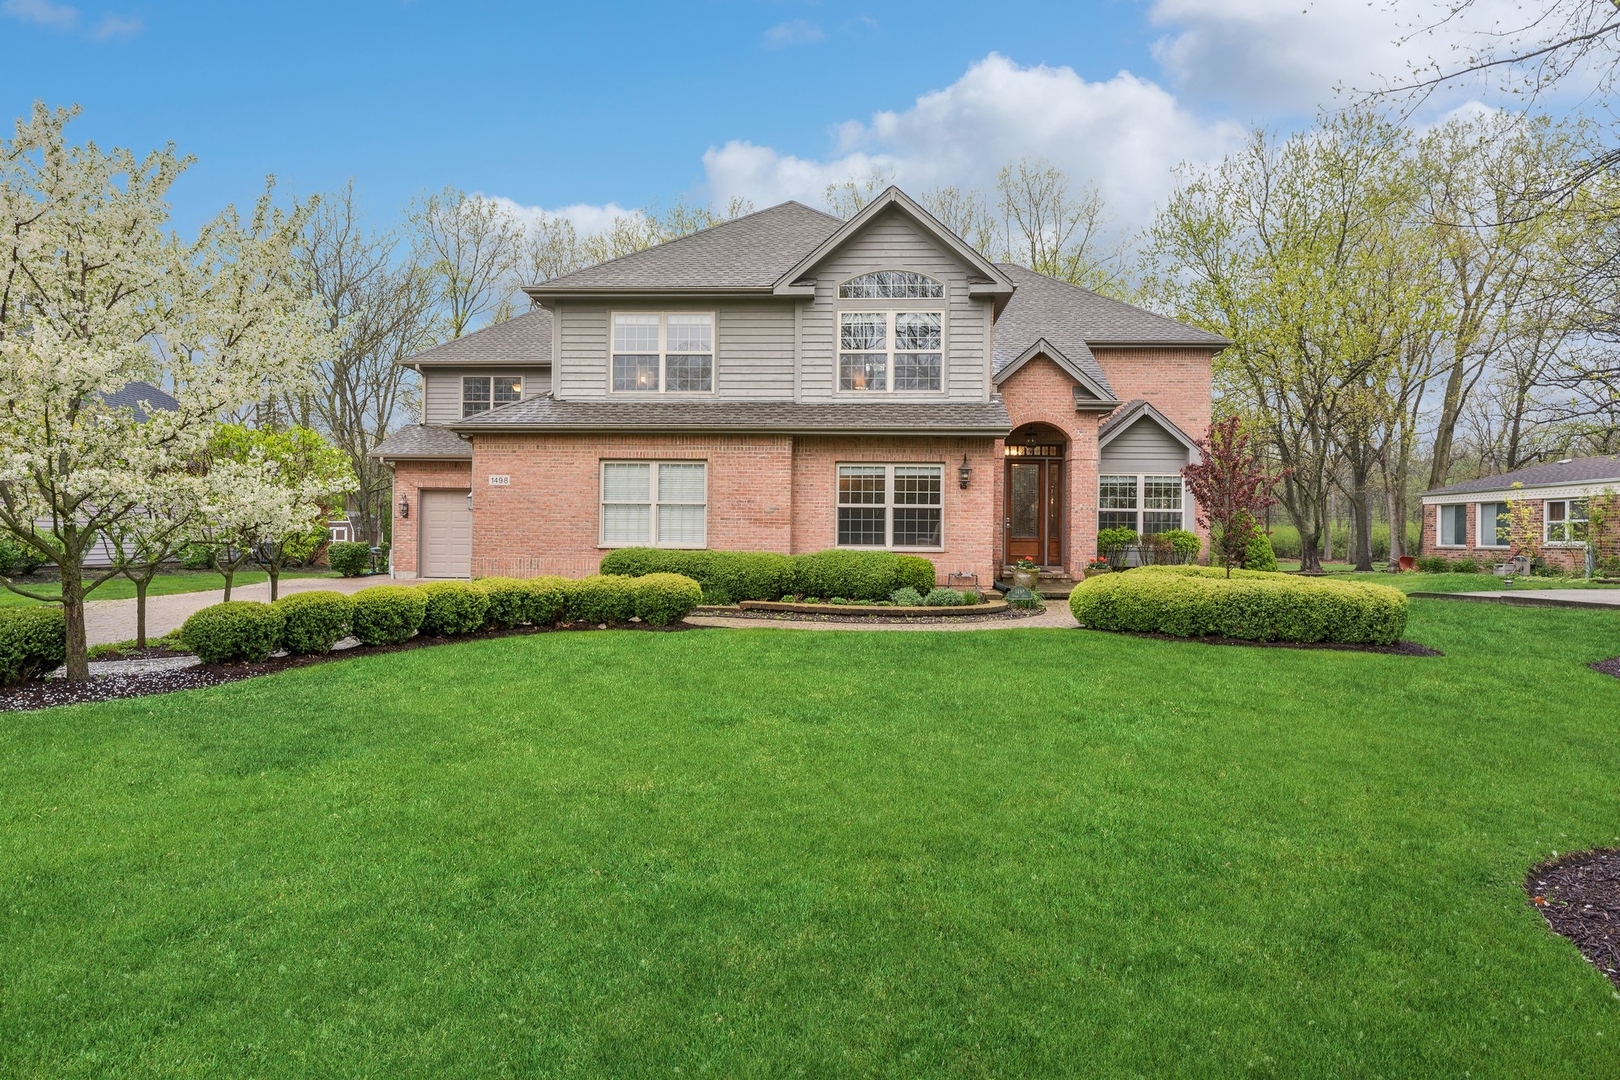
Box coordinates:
[0,104,332,679]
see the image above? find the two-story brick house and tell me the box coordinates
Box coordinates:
[371,188,1227,586]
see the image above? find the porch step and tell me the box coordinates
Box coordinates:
[995,577,1078,600]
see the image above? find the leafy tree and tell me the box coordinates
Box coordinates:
[1181,417,1287,577]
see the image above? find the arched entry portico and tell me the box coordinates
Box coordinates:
[1004,422,1069,568]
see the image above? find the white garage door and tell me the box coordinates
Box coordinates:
[420,489,472,578]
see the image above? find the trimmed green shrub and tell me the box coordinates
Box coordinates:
[567,575,637,624]
[178,542,216,571]
[922,587,966,607]
[1451,558,1480,573]
[350,585,426,645]
[274,591,354,655]
[599,548,796,603]
[1245,530,1278,572]
[632,573,703,626]
[1161,529,1202,560]
[0,535,45,577]
[897,555,936,594]
[523,576,573,626]
[793,550,900,601]
[419,580,489,636]
[475,577,530,629]
[0,606,67,686]
[181,601,285,663]
[326,541,372,577]
[890,586,924,606]
[1068,565,1407,645]
[1097,526,1138,552]
[1416,555,1450,574]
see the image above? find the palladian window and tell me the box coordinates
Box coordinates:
[837,272,944,393]
[838,270,945,299]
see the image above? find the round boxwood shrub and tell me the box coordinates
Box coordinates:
[475,577,530,629]
[326,541,372,577]
[274,590,354,655]
[1161,529,1202,561]
[632,573,703,626]
[181,600,286,664]
[419,580,489,636]
[896,555,937,595]
[0,606,67,686]
[1068,565,1407,645]
[350,585,427,645]
[523,576,573,626]
[566,575,637,624]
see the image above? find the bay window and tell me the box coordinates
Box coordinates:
[612,313,713,393]
[601,461,707,547]
[836,464,943,548]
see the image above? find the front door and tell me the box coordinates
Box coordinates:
[1005,459,1063,567]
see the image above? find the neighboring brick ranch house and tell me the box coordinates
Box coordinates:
[370,188,1226,586]
[1420,454,1620,572]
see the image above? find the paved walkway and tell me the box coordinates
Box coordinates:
[85,575,381,646]
[1415,589,1620,610]
[687,602,1080,632]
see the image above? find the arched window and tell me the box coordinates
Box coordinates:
[838,270,944,299]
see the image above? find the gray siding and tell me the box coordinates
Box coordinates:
[423,366,551,424]
[1099,418,1191,475]
[554,300,795,401]
[799,206,990,403]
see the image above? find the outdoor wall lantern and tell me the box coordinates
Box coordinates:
[958,455,973,489]
[398,494,409,519]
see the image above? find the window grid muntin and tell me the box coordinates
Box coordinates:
[838,270,945,299]
[836,464,944,549]
[838,309,943,393]
[1544,498,1589,545]
[1098,474,1187,535]
[611,312,714,393]
[600,460,707,548]
[462,375,524,418]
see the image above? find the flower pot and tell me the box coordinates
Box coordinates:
[1010,567,1038,590]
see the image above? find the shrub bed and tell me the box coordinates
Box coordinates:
[475,577,531,630]
[326,541,372,577]
[419,581,489,636]
[350,585,427,645]
[632,573,704,627]
[567,575,638,624]
[0,606,67,686]
[523,576,573,626]
[1069,565,1408,645]
[274,591,354,655]
[600,547,934,603]
[181,601,286,663]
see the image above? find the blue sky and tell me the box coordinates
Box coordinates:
[0,0,1515,234]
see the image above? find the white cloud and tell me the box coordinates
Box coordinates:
[700,53,1245,233]
[764,18,824,48]
[1,0,79,29]
[92,12,140,38]
[483,195,641,236]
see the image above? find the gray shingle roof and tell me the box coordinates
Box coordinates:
[369,424,473,459]
[406,309,552,365]
[992,264,1229,393]
[1425,454,1620,496]
[526,202,844,292]
[99,380,178,419]
[449,394,1010,435]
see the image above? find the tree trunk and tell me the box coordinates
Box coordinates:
[61,567,90,682]
[135,577,149,647]
[1351,471,1374,572]
[222,565,235,602]
[1427,357,1468,492]
[269,563,280,601]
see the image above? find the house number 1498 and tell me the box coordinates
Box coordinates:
[488,475,510,486]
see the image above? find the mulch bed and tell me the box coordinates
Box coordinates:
[0,620,691,714]
[1090,629,1442,656]
[1527,849,1620,990]
[694,606,1045,625]
[1590,657,1620,680]
[86,644,191,662]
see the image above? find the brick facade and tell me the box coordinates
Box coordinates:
[1093,348,1214,443]
[1420,499,1586,572]
[389,459,474,577]
[996,356,1103,578]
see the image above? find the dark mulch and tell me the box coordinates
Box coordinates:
[86,644,190,662]
[694,606,1045,625]
[1590,656,1620,680]
[1090,629,1442,656]
[1527,849,1620,990]
[0,620,692,714]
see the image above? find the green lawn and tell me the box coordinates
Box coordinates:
[0,569,339,608]
[3,602,1619,1076]
[1276,562,1620,594]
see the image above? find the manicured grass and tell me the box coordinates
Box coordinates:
[3,602,1619,1076]
[1275,562,1620,594]
[0,569,340,608]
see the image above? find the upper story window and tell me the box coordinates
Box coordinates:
[612,312,713,393]
[839,271,945,299]
[463,375,522,417]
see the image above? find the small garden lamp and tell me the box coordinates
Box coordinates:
[958,455,973,489]
[397,493,409,519]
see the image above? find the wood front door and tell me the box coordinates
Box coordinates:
[1005,459,1063,567]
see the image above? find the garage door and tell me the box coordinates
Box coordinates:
[420,489,472,578]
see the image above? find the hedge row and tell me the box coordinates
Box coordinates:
[178,573,705,662]
[1068,565,1408,645]
[0,606,67,687]
[598,548,935,603]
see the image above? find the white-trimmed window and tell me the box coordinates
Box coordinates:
[1098,474,1185,535]
[600,461,707,547]
[837,272,944,393]
[1478,502,1511,548]
[611,313,713,393]
[1438,503,1468,547]
[838,270,945,300]
[1545,498,1588,545]
[836,464,943,548]
[462,375,522,417]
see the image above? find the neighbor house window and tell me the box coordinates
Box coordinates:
[838,272,944,392]
[1478,502,1511,548]
[611,313,713,393]
[1099,474,1185,535]
[1438,504,1468,547]
[836,464,942,548]
[1545,498,1588,545]
[462,375,522,417]
[600,461,707,547]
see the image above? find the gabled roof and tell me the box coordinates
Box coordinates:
[1424,454,1620,497]
[406,309,552,365]
[993,265,1228,387]
[992,337,1119,408]
[1098,399,1200,455]
[369,424,473,460]
[448,393,1010,436]
[99,380,178,420]
[772,187,1018,305]
[525,202,843,293]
